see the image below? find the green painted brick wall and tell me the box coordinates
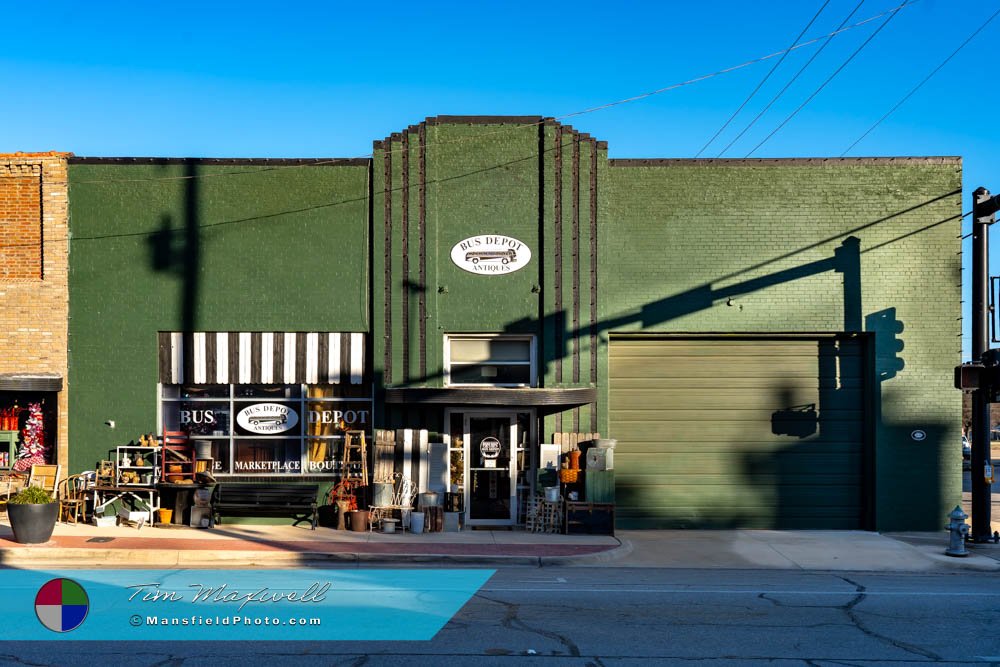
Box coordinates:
[371,119,960,532]
[599,159,963,531]
[372,120,603,435]
[63,122,960,532]
[67,162,370,474]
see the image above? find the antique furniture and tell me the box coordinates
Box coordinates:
[210,483,319,529]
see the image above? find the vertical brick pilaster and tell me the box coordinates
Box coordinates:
[0,152,71,471]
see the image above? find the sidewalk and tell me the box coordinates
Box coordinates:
[0,518,623,567]
[2,517,999,571]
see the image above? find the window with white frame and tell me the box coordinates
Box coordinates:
[445,335,535,387]
[159,383,372,476]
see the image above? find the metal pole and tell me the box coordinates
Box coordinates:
[971,187,992,542]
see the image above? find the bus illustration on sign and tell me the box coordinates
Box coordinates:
[451,235,532,275]
[249,414,287,427]
[465,249,517,265]
[237,403,298,434]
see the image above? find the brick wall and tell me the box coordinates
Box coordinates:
[67,160,369,470]
[0,171,42,279]
[601,157,963,531]
[0,153,70,470]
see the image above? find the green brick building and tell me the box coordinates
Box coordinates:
[63,116,962,531]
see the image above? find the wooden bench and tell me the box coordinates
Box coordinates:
[210,483,319,530]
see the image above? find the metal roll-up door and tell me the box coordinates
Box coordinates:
[609,336,867,529]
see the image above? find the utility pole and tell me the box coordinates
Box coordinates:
[972,187,1000,542]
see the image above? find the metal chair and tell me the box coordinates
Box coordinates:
[369,475,418,532]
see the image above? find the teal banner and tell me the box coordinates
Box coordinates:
[1,569,494,640]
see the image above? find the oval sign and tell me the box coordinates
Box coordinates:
[237,403,298,434]
[480,437,501,459]
[451,235,532,275]
[910,429,927,442]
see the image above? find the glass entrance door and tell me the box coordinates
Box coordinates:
[446,409,534,527]
[466,413,516,525]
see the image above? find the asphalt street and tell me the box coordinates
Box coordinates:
[4,566,1000,665]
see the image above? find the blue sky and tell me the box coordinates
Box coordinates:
[3,0,998,356]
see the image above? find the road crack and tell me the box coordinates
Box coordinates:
[832,577,942,661]
[476,593,581,657]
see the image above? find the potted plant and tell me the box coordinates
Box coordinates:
[7,485,58,544]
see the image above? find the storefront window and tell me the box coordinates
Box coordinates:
[233,439,301,474]
[160,383,371,477]
[445,335,535,387]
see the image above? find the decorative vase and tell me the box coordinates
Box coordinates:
[568,450,582,470]
[335,500,350,530]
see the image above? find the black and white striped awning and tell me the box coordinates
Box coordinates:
[158,332,366,385]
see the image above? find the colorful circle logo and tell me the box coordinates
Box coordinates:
[35,578,89,633]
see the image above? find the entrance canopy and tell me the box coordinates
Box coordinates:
[385,387,595,413]
[0,374,62,392]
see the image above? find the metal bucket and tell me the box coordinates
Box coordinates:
[373,482,393,507]
[544,486,560,502]
[194,440,213,459]
[350,510,369,532]
[418,492,439,508]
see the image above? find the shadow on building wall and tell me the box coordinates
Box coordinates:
[131,152,956,529]
[146,163,200,333]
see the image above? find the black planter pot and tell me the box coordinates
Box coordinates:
[7,502,58,544]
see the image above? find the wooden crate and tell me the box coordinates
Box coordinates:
[564,501,615,535]
[525,498,562,534]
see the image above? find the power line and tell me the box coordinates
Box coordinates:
[694,0,831,158]
[555,1,916,123]
[71,1,921,186]
[716,0,865,158]
[841,6,1000,156]
[745,0,910,157]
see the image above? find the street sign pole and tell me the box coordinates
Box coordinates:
[972,187,999,542]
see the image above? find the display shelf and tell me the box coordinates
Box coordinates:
[115,445,160,486]
[0,430,18,470]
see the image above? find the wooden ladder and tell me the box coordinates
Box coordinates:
[341,430,369,486]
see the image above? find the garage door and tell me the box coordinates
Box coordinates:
[609,336,867,529]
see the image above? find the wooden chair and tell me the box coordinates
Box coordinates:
[57,474,89,524]
[162,431,196,482]
[0,471,27,505]
[28,464,61,496]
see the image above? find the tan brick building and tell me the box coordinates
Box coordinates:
[0,152,70,472]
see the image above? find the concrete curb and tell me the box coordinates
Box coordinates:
[882,533,1000,572]
[0,542,630,569]
[541,537,633,566]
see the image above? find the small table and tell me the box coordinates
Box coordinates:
[91,485,159,527]
[156,482,214,526]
